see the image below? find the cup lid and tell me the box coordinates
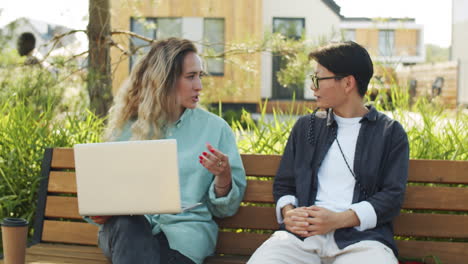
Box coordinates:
[1,218,29,227]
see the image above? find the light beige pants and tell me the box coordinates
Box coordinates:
[247,231,398,264]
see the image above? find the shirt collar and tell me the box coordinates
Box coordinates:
[174,108,193,128]
[326,105,377,126]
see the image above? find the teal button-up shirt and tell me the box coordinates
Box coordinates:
[86,107,246,264]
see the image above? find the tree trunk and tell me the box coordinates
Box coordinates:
[87,0,113,117]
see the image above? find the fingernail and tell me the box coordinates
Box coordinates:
[199,160,203,164]
[202,152,207,156]
[210,149,215,153]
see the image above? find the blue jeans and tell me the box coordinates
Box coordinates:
[98,215,195,264]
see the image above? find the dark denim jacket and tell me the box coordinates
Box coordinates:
[273,105,409,256]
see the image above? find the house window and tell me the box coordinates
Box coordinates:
[203,18,225,76]
[379,30,395,56]
[157,18,182,39]
[130,18,156,69]
[344,29,356,42]
[130,17,182,69]
[272,18,305,99]
[273,18,305,40]
[129,17,224,75]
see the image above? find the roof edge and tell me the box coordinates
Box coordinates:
[321,0,343,18]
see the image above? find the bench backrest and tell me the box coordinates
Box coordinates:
[33,148,468,264]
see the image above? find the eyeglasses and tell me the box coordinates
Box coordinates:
[310,74,347,90]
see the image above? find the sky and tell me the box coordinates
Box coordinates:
[0,0,453,47]
[0,1,88,30]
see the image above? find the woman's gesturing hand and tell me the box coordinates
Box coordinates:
[199,143,231,179]
[199,143,232,197]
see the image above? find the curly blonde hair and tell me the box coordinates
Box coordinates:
[105,38,198,141]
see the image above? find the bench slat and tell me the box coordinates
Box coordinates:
[216,206,278,230]
[26,243,108,263]
[403,186,468,211]
[49,149,468,184]
[409,159,468,184]
[42,220,98,246]
[216,232,270,255]
[394,213,468,238]
[46,175,275,203]
[51,148,75,169]
[217,207,468,239]
[47,174,468,213]
[48,172,77,194]
[8,240,465,264]
[243,181,468,212]
[210,240,468,264]
[243,180,274,203]
[241,154,281,177]
[396,240,468,264]
[216,232,468,264]
[13,254,106,264]
[45,196,81,219]
[43,196,468,239]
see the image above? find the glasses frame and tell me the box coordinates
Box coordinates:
[310,74,348,90]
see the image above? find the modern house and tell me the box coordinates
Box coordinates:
[340,17,424,65]
[110,0,263,111]
[109,0,424,109]
[452,0,468,106]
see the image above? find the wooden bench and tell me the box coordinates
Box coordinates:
[2,148,467,264]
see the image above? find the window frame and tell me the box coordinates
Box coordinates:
[203,17,225,76]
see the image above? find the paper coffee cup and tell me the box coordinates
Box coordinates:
[1,218,29,264]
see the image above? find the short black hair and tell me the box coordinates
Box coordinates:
[309,41,373,97]
[17,32,36,56]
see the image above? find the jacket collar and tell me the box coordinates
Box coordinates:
[326,105,377,126]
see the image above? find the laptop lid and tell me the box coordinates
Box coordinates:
[74,139,183,216]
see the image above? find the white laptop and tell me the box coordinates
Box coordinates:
[74,139,200,216]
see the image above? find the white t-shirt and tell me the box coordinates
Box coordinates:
[276,113,377,231]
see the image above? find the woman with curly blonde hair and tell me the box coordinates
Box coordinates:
[85,38,246,264]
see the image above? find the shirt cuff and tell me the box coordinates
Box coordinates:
[349,201,377,231]
[276,195,298,224]
[208,179,238,205]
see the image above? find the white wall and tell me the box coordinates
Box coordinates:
[261,0,341,99]
[452,0,468,105]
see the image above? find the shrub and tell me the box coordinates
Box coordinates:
[0,56,105,253]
